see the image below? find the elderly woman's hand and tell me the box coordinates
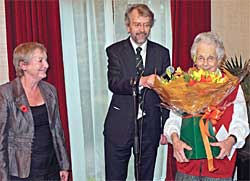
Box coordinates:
[210,136,235,159]
[171,133,192,163]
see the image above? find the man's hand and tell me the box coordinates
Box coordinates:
[139,74,159,88]
[171,133,192,163]
[160,134,168,145]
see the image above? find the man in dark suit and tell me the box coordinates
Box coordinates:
[104,4,170,181]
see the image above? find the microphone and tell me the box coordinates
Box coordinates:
[130,77,138,97]
[161,66,175,80]
[130,77,137,88]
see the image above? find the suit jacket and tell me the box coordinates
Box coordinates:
[104,37,170,146]
[0,78,70,180]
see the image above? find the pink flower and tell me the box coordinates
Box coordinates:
[19,105,28,113]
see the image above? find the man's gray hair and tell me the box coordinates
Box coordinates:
[124,4,154,27]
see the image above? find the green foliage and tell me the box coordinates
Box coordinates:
[183,73,191,82]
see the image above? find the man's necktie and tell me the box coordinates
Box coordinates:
[135,47,144,112]
[135,47,144,76]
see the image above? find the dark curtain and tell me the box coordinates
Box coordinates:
[170,0,211,71]
[166,1,211,180]
[4,0,71,161]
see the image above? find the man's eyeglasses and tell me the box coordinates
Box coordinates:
[132,22,151,29]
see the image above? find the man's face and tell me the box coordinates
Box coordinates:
[127,9,152,46]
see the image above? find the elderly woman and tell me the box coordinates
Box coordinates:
[164,32,249,180]
[0,42,70,181]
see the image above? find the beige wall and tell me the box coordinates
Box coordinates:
[212,0,250,62]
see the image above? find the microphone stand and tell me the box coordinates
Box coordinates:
[131,78,140,181]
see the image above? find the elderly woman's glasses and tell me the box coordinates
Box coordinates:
[196,55,217,64]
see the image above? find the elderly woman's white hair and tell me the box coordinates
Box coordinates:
[191,31,225,62]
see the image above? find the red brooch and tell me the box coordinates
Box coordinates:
[19,105,28,113]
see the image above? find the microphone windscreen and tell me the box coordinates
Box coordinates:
[162,66,175,80]
[166,66,175,74]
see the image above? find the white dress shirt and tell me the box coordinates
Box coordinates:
[130,37,147,119]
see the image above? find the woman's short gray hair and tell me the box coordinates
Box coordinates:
[13,42,47,77]
[191,31,225,62]
[125,4,154,27]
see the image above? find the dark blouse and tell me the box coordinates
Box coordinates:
[29,104,59,176]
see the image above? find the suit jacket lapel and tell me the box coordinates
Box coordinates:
[123,38,157,76]
[144,41,156,75]
[12,79,55,126]
[12,78,34,125]
[123,38,138,77]
[39,82,55,125]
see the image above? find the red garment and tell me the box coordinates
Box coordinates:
[177,86,239,178]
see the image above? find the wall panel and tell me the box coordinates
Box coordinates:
[212,0,250,61]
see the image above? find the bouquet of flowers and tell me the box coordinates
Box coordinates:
[153,66,239,115]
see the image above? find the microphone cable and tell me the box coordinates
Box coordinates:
[138,88,148,170]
